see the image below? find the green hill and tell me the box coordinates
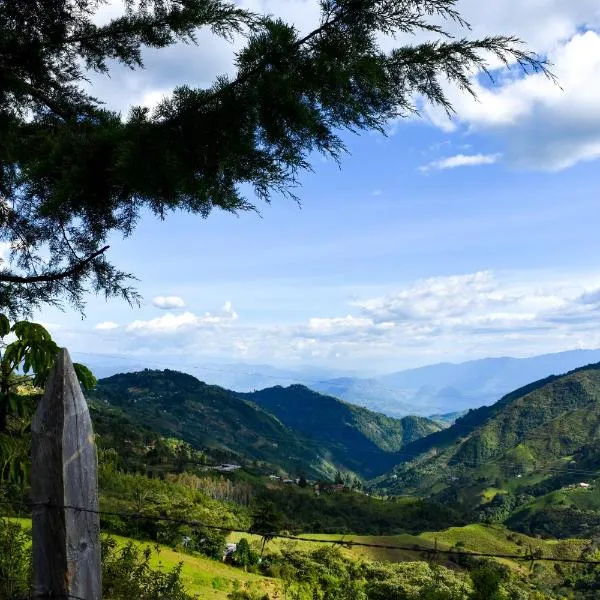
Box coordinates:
[241,384,440,476]
[89,369,335,478]
[89,370,438,479]
[374,362,600,537]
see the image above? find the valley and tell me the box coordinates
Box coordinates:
[5,359,600,599]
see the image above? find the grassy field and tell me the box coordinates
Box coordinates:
[229,522,587,571]
[3,517,276,600]
[132,539,277,600]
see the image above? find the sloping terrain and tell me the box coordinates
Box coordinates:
[89,369,333,478]
[90,370,438,479]
[374,362,600,536]
[242,384,440,475]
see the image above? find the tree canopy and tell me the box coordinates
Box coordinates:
[0,0,552,315]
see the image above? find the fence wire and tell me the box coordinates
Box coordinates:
[3,499,600,565]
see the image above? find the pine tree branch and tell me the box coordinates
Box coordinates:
[17,81,75,120]
[0,246,110,284]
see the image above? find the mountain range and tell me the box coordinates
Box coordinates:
[75,347,600,417]
[87,356,600,539]
[241,384,440,473]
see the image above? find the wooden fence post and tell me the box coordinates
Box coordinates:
[31,348,102,600]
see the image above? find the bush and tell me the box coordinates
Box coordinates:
[230,538,260,569]
[228,591,270,600]
[101,536,194,600]
[0,519,31,600]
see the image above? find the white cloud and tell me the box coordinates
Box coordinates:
[309,315,373,332]
[56,270,600,371]
[94,321,119,331]
[356,272,499,322]
[152,295,186,310]
[423,30,600,171]
[353,272,600,347]
[126,302,238,335]
[307,315,395,339]
[419,153,501,172]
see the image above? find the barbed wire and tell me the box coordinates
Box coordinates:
[4,500,600,566]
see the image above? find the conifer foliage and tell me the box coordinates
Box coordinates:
[0,1,551,314]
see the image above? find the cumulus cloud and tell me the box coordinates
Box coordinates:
[351,271,600,352]
[126,302,238,335]
[309,315,373,332]
[307,315,395,339]
[94,321,119,331]
[76,272,600,369]
[419,153,501,172]
[152,295,186,310]
[356,272,500,323]
[423,30,600,171]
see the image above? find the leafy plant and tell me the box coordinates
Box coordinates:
[0,315,95,490]
[101,536,195,600]
[0,518,32,600]
[0,316,96,431]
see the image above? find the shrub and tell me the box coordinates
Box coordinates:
[101,536,194,600]
[0,519,31,600]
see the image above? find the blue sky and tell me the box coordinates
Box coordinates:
[27,0,600,374]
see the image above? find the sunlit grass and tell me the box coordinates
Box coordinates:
[3,518,276,600]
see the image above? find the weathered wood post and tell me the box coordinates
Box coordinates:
[31,348,102,599]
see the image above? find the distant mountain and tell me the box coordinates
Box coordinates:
[88,369,436,479]
[313,348,600,417]
[310,378,417,416]
[240,384,440,476]
[374,361,600,537]
[73,352,355,392]
[428,410,468,427]
[77,348,600,418]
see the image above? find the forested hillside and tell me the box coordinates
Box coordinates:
[375,362,600,539]
[89,369,334,478]
[241,384,440,476]
[89,369,438,479]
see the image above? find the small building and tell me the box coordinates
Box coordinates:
[214,463,242,472]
